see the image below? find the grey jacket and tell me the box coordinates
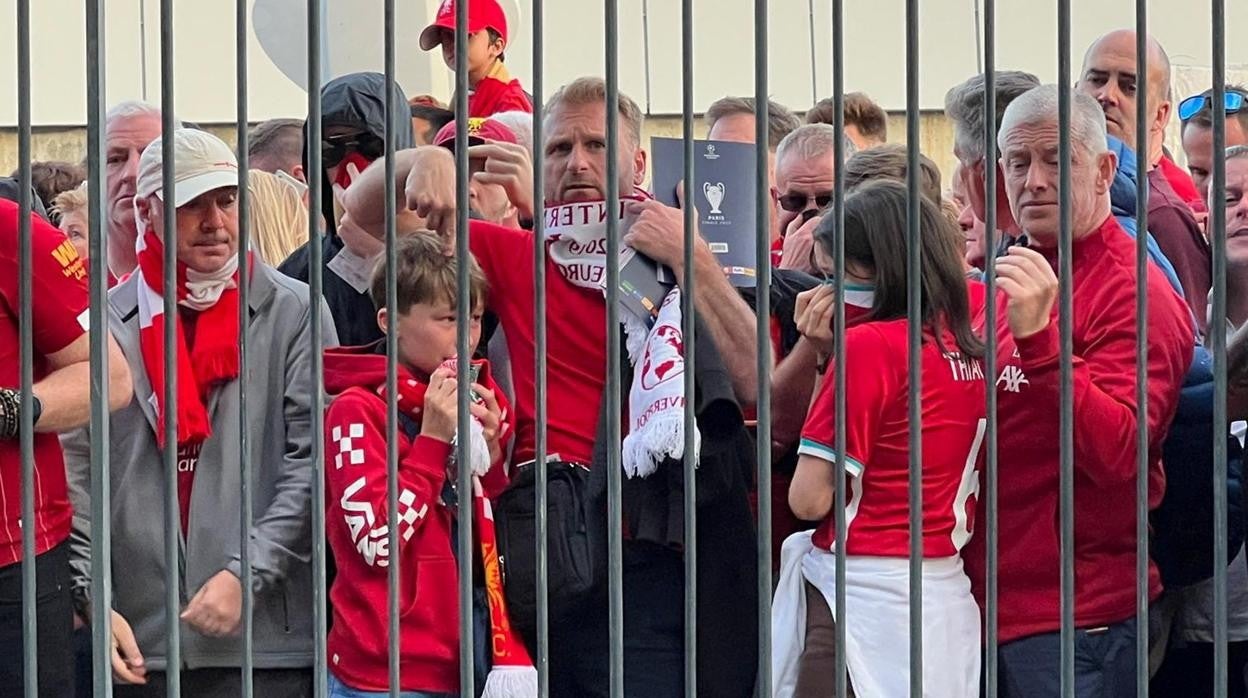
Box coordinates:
[62,262,338,671]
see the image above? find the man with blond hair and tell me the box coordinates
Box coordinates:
[344,75,761,698]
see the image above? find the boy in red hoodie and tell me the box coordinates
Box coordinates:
[419,0,533,118]
[322,233,517,697]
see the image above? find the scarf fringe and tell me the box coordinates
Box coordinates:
[480,665,538,698]
[193,351,239,398]
[622,410,701,479]
[159,404,212,450]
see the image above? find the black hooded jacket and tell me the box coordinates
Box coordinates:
[278,72,413,347]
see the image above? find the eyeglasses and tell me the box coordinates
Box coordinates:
[778,191,834,213]
[322,133,386,168]
[1178,92,1247,122]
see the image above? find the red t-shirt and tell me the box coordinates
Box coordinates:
[798,319,987,558]
[0,200,89,567]
[469,220,606,466]
[176,309,200,536]
[469,77,533,118]
[964,215,1194,644]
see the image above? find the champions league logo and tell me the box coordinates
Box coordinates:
[703,182,726,215]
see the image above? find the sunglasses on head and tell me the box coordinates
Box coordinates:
[1178,92,1247,122]
[778,191,834,213]
[322,133,386,168]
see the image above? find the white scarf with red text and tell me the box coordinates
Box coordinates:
[544,199,701,478]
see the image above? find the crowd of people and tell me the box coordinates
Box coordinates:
[3,0,1248,696]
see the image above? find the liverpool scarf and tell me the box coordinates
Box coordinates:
[544,198,701,478]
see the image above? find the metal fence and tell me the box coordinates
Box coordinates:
[7,0,1236,696]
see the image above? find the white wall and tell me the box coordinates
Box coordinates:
[0,0,1244,126]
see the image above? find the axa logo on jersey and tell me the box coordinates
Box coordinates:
[997,365,1030,393]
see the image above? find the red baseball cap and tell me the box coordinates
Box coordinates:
[419,0,509,52]
[433,117,518,150]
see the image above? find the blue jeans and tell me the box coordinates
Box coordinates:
[328,674,455,698]
[997,614,1154,698]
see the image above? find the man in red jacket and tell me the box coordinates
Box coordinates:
[419,0,533,118]
[967,84,1193,696]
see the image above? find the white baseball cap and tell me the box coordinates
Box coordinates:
[136,128,238,207]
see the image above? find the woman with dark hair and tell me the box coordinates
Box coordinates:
[772,179,986,697]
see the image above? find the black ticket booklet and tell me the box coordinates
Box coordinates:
[650,136,760,288]
[614,247,675,328]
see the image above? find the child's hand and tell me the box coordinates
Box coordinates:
[421,367,459,444]
[468,383,506,464]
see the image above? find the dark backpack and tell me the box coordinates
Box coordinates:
[1153,344,1247,588]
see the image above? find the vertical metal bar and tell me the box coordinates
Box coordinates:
[530,2,550,695]
[235,0,255,693]
[1211,0,1229,692]
[16,0,36,694]
[1133,10,1151,698]
[1056,0,1076,692]
[830,0,849,694]
[305,0,328,693]
[754,1,774,695]
[972,0,984,76]
[159,1,182,694]
[807,0,818,106]
[904,0,923,692]
[680,0,697,694]
[85,0,114,695]
[981,0,1000,694]
[605,0,625,694]
[453,0,474,694]
[641,0,652,115]
[531,0,550,694]
[382,1,401,696]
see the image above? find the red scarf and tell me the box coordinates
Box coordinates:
[136,231,242,448]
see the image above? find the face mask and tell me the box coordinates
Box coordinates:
[332,151,375,191]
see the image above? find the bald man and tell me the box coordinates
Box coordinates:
[1079,29,1212,334]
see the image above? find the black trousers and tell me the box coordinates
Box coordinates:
[1152,640,1248,698]
[111,667,312,698]
[0,540,75,698]
[547,541,685,698]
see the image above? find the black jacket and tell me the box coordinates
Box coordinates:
[594,318,759,698]
[739,268,819,478]
[278,72,413,347]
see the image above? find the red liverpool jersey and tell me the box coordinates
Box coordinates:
[799,319,987,558]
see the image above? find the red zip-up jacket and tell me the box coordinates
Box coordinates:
[323,343,510,693]
[965,215,1193,644]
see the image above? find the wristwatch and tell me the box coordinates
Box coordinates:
[30,394,42,428]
